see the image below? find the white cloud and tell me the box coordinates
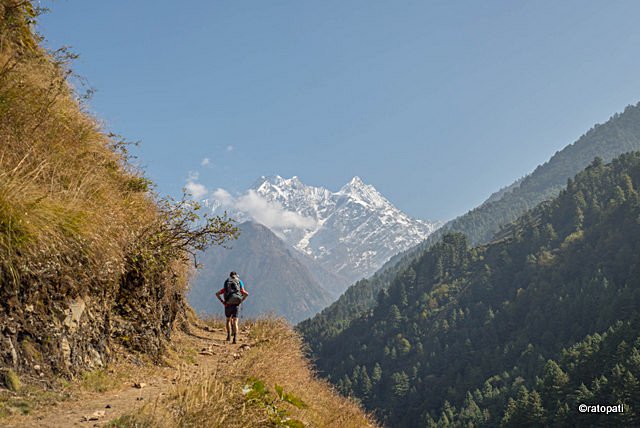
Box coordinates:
[185,180,208,199]
[212,188,233,205]
[226,145,234,152]
[201,157,210,167]
[212,189,317,231]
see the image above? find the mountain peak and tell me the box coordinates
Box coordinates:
[340,176,369,192]
[220,174,440,283]
[348,176,364,186]
[338,176,388,209]
[253,175,305,190]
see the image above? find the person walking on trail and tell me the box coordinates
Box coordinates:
[215,271,249,344]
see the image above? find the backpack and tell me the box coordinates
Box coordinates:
[224,277,243,305]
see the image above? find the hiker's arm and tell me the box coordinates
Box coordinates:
[215,288,225,305]
[239,280,249,300]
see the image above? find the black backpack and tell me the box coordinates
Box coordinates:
[224,277,243,305]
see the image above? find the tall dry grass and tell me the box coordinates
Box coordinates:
[110,318,379,428]
[0,0,241,378]
[0,0,157,279]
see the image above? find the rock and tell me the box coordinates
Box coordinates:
[33,364,41,371]
[232,353,241,360]
[60,337,71,367]
[80,410,105,422]
[63,297,86,333]
[2,336,18,367]
[105,404,111,409]
[136,396,144,401]
[239,344,251,351]
[133,382,147,389]
[91,410,106,420]
[25,304,34,312]
[86,346,104,368]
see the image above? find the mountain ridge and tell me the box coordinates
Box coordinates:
[212,175,441,289]
[298,101,640,365]
[309,151,640,426]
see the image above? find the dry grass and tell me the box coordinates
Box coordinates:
[0,0,211,379]
[109,319,379,428]
[0,0,161,286]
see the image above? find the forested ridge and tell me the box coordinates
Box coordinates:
[298,102,640,365]
[307,152,640,426]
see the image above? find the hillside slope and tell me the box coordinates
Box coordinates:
[189,222,334,324]
[0,0,236,385]
[429,101,640,246]
[298,102,640,351]
[308,152,640,426]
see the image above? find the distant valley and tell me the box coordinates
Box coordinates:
[188,175,441,322]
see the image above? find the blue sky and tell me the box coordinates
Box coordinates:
[39,1,640,221]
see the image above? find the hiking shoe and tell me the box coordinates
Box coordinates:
[226,333,231,341]
[232,334,237,344]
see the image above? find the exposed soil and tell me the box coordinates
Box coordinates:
[3,322,242,428]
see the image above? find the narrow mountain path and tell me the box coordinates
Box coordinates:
[5,322,244,428]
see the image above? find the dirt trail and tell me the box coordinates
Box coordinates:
[4,323,242,428]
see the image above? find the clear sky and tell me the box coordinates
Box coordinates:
[38,0,640,221]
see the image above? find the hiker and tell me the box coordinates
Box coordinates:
[215,271,249,344]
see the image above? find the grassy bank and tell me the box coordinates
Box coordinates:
[110,318,377,428]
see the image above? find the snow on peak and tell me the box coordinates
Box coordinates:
[338,176,389,209]
[214,175,441,282]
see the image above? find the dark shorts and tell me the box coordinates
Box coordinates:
[225,305,239,318]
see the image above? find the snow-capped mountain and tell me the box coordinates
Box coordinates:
[214,175,441,285]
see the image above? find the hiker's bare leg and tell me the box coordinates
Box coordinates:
[226,317,232,341]
[232,317,239,343]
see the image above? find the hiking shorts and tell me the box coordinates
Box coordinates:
[225,305,239,318]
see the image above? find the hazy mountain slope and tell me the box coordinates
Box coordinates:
[289,248,352,298]
[430,102,640,246]
[188,222,334,323]
[308,152,640,426]
[298,102,640,344]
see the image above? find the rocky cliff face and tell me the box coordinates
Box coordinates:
[0,227,190,380]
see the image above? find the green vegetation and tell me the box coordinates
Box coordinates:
[305,152,640,426]
[79,369,120,393]
[243,378,307,427]
[298,101,640,369]
[1,369,21,393]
